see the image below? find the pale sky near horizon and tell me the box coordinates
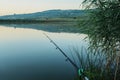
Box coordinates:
[0,0,83,16]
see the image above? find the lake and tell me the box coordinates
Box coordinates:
[0,23,87,80]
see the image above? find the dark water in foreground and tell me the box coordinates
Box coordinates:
[0,24,87,80]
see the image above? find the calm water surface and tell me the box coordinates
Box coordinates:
[0,24,87,80]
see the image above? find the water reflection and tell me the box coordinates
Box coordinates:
[0,24,87,80]
[0,23,81,33]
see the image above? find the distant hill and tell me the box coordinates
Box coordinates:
[0,9,85,20]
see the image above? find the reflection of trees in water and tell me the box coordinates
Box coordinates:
[0,23,81,33]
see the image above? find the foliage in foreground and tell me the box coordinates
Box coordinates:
[77,0,120,80]
[73,47,120,80]
[81,0,120,55]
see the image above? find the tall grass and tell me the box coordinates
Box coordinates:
[77,0,120,79]
[72,46,120,80]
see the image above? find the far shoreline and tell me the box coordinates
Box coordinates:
[0,18,79,24]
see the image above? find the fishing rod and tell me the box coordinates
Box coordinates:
[43,33,79,70]
[43,33,89,80]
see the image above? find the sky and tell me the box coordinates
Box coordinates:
[0,0,83,16]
